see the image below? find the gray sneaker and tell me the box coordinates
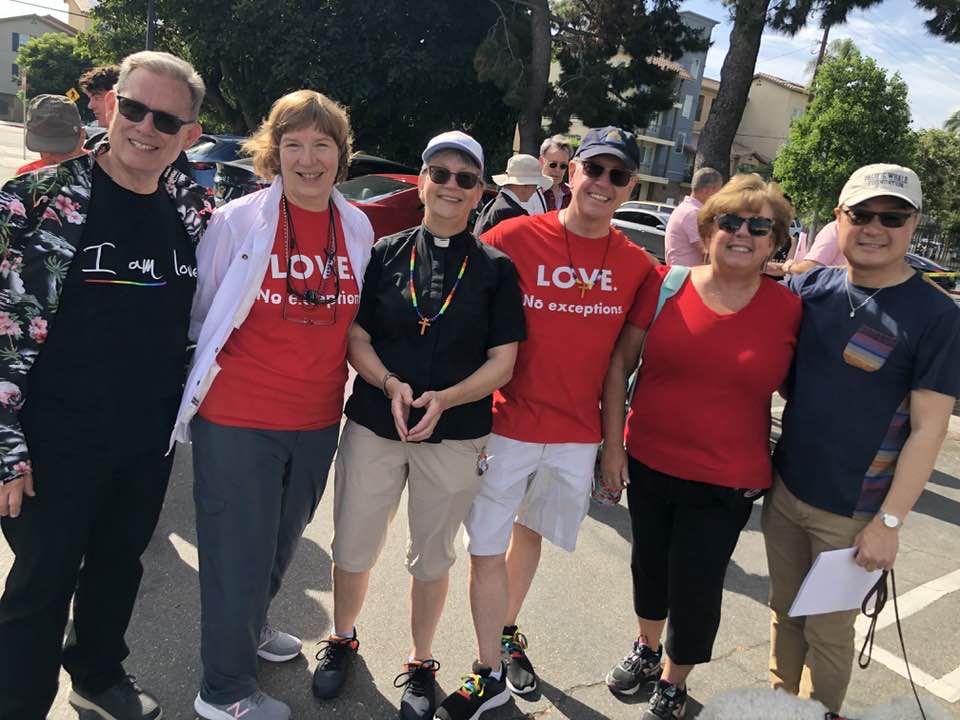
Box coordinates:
[257,625,302,662]
[194,690,291,720]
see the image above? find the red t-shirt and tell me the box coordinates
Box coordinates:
[16,158,49,175]
[624,265,802,488]
[483,211,655,443]
[199,201,360,430]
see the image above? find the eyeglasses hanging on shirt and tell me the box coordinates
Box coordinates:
[280,194,339,326]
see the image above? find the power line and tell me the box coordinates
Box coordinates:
[4,0,89,19]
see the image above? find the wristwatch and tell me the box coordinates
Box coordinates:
[878,511,902,529]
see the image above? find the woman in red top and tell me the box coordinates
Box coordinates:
[599,175,801,720]
[181,91,373,720]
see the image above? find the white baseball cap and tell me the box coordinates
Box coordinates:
[422,131,484,175]
[492,154,552,190]
[839,163,922,211]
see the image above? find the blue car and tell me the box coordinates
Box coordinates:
[187,134,247,189]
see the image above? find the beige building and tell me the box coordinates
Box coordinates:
[0,14,77,121]
[64,0,95,33]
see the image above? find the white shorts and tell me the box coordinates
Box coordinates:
[463,433,601,554]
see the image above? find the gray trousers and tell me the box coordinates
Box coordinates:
[191,415,338,704]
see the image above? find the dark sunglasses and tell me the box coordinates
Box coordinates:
[579,160,634,187]
[716,213,775,237]
[547,161,568,170]
[427,165,481,190]
[842,206,916,228]
[116,95,194,135]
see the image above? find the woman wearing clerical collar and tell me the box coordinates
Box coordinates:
[311,131,525,720]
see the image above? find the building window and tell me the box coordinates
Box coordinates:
[695,94,705,122]
[689,58,702,79]
[674,132,686,154]
[791,107,804,120]
[11,32,30,51]
[11,64,18,83]
[681,94,693,119]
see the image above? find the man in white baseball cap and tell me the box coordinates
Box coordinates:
[763,162,960,714]
[474,154,551,235]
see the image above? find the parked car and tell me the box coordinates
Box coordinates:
[187,134,247,189]
[612,207,671,262]
[336,173,424,239]
[620,200,676,216]
[213,157,268,205]
[906,252,958,291]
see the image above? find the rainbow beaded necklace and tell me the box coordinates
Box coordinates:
[408,240,469,335]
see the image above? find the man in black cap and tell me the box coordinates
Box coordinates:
[435,127,657,720]
[15,94,86,175]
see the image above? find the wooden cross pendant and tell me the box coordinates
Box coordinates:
[577,279,594,298]
[418,318,431,335]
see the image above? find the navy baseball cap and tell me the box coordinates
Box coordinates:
[574,126,640,172]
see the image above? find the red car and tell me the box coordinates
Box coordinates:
[335,173,424,239]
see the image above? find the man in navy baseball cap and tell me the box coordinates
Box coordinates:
[574,126,640,172]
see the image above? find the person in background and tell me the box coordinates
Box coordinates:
[172,90,373,720]
[539,134,573,210]
[663,167,723,266]
[15,94,86,175]
[474,153,551,235]
[601,175,800,720]
[80,64,121,130]
[773,219,843,276]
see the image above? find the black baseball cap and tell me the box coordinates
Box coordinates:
[574,126,640,172]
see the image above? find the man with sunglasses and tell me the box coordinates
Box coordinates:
[0,51,211,720]
[763,164,960,714]
[435,126,656,720]
[539,134,573,211]
[664,166,722,266]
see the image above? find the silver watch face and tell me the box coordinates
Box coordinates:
[882,512,899,528]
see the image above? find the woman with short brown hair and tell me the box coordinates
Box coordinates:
[172,89,373,720]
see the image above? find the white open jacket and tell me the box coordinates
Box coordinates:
[169,176,374,447]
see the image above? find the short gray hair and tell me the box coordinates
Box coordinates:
[692,167,723,191]
[116,51,206,119]
[539,134,573,159]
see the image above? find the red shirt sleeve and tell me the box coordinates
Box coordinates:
[480,223,506,253]
[627,263,668,330]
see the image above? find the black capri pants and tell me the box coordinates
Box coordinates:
[626,456,756,665]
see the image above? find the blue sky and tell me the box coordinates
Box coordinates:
[681,0,960,129]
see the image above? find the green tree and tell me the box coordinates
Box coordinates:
[803,37,859,78]
[945,109,960,133]
[913,129,960,242]
[773,49,915,225]
[16,33,94,118]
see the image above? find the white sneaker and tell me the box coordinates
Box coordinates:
[194,690,290,720]
[257,625,302,662]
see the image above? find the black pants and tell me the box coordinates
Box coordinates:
[0,405,174,720]
[626,457,755,666]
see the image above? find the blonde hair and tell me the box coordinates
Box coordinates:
[698,174,794,250]
[242,90,353,181]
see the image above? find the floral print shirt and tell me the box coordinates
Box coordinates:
[0,146,213,483]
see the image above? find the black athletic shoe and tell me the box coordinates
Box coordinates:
[606,640,663,695]
[641,680,687,720]
[434,661,510,720]
[501,626,537,695]
[312,633,360,699]
[394,658,439,720]
[69,675,162,720]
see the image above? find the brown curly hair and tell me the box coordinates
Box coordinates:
[242,90,353,182]
[697,174,794,251]
[79,65,120,94]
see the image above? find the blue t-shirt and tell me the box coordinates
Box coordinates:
[774,267,960,517]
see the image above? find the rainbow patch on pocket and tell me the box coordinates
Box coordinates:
[842,325,896,372]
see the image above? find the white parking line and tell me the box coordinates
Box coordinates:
[853,568,960,703]
[168,532,199,572]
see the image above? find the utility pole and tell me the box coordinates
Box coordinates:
[146,0,155,50]
[811,23,831,83]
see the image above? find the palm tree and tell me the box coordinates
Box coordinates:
[804,38,860,79]
[945,109,960,133]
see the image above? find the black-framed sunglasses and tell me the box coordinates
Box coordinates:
[281,284,338,326]
[842,206,916,228]
[116,95,195,135]
[579,160,634,187]
[547,161,568,170]
[427,165,481,190]
[716,213,775,237]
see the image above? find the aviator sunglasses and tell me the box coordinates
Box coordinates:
[116,96,195,135]
[716,213,775,237]
[579,160,634,187]
[842,206,916,228]
[427,165,481,190]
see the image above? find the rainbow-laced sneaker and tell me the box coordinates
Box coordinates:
[501,626,537,695]
[434,661,510,720]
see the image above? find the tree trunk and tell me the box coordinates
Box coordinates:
[694,0,771,180]
[517,0,550,155]
[203,63,247,134]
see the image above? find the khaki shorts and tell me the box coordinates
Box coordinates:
[331,420,488,582]
[463,433,600,554]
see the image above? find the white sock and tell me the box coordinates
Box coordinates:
[488,664,503,681]
[333,627,355,639]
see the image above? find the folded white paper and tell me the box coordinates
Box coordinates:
[788,547,883,617]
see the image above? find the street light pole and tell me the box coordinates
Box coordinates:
[146,0,155,50]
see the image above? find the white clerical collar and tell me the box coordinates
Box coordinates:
[433,236,450,248]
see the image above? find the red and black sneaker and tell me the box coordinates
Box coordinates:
[312,632,360,699]
[393,658,439,720]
